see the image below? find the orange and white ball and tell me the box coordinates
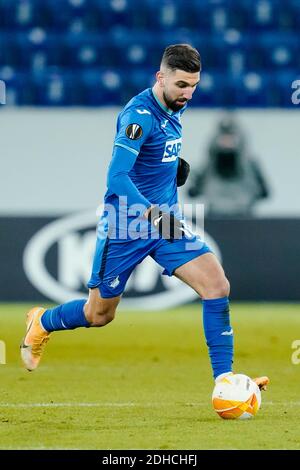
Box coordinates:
[212,374,261,419]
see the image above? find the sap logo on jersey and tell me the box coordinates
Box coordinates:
[162,138,182,162]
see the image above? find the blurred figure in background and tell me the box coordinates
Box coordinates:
[188,114,270,218]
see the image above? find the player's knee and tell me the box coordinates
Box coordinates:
[219,277,230,297]
[92,311,115,327]
[85,304,116,327]
[92,308,115,327]
[202,276,230,299]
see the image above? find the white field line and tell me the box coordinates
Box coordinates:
[0,401,299,408]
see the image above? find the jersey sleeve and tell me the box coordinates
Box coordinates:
[107,106,153,209]
[114,106,153,156]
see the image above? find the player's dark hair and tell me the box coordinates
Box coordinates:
[161,44,201,73]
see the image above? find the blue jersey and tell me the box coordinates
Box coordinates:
[104,88,187,237]
[88,88,212,295]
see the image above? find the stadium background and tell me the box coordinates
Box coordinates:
[0,0,300,451]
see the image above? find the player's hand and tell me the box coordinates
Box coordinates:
[147,206,184,242]
[177,157,190,187]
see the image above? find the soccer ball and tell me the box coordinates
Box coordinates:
[212,373,261,420]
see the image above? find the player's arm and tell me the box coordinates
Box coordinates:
[107,145,151,208]
[107,108,153,209]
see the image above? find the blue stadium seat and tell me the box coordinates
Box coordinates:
[192,72,217,106]
[190,0,222,32]
[0,1,5,29]
[0,32,19,67]
[240,0,281,31]
[32,69,80,105]
[257,33,300,70]
[44,0,99,32]
[106,30,152,68]
[80,68,123,105]
[65,32,109,68]
[210,31,250,74]
[145,0,188,31]
[15,29,67,71]
[232,71,272,106]
[0,67,33,105]
[1,0,41,29]
[92,0,141,29]
[191,71,233,107]
[286,0,300,30]
[123,68,155,102]
[276,0,297,31]
[191,0,242,33]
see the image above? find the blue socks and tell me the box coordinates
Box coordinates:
[40,299,90,332]
[202,297,233,379]
[40,296,233,380]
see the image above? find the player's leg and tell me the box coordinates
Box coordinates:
[153,236,232,381]
[153,236,269,388]
[173,253,269,389]
[20,214,120,371]
[174,252,233,380]
[41,289,121,331]
[84,288,120,326]
[20,292,120,371]
[21,222,154,371]
[174,252,230,299]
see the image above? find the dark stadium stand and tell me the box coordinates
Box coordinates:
[0,0,299,106]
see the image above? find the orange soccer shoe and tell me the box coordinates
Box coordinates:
[253,376,270,391]
[215,373,270,391]
[20,307,50,371]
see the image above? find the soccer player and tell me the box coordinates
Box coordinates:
[21,44,269,391]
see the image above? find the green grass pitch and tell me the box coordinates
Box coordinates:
[0,303,300,449]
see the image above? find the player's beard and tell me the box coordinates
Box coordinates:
[163,91,187,112]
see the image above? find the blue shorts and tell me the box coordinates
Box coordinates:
[87,221,212,298]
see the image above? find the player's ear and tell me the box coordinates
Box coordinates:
[156,71,165,87]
